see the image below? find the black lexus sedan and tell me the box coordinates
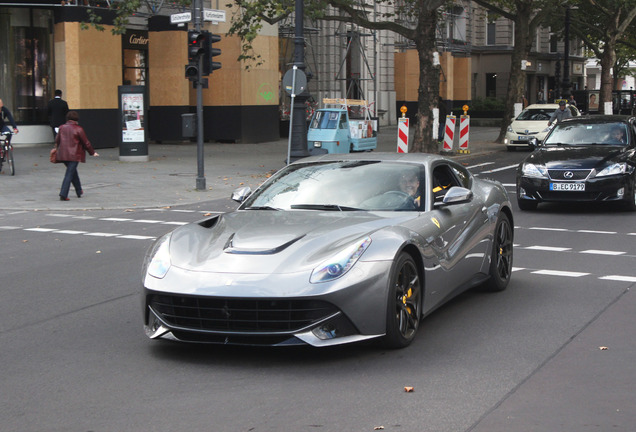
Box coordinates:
[516,115,636,211]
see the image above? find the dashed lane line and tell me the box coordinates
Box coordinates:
[22,227,154,241]
[513,267,636,282]
[580,249,626,256]
[476,164,518,174]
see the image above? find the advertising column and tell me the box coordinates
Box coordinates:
[118,85,149,161]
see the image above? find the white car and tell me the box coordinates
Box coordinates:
[504,103,581,150]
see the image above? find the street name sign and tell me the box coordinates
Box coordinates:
[203,9,226,23]
[170,12,192,24]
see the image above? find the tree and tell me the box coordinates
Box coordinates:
[566,0,636,113]
[228,0,447,153]
[471,0,556,143]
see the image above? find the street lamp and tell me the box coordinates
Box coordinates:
[288,0,311,162]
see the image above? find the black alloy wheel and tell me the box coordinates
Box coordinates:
[483,213,513,292]
[383,253,421,348]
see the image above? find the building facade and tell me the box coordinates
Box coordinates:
[1,1,631,148]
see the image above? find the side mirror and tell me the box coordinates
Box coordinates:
[435,186,473,207]
[528,137,539,149]
[231,186,252,203]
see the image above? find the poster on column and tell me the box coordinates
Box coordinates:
[118,85,148,161]
[121,93,145,142]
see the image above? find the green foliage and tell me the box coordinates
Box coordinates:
[462,97,506,112]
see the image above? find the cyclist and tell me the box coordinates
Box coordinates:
[0,98,19,142]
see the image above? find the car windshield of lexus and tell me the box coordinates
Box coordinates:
[544,121,630,146]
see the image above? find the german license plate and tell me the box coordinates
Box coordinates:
[517,135,529,141]
[550,182,585,191]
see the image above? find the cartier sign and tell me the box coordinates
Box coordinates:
[123,30,149,50]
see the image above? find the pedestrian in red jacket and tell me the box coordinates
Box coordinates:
[54,111,99,201]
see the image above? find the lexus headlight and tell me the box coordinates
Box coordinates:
[596,163,627,177]
[310,236,371,283]
[145,234,172,279]
[521,163,548,179]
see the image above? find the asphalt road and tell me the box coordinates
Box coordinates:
[1,148,635,432]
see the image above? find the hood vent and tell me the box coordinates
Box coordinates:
[223,233,306,255]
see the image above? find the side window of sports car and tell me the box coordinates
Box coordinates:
[432,165,461,202]
[449,165,471,188]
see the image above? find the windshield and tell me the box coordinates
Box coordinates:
[516,108,554,121]
[544,122,629,146]
[310,111,341,129]
[241,161,426,211]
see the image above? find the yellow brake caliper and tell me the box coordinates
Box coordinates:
[402,288,413,314]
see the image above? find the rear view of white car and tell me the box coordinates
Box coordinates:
[504,103,580,151]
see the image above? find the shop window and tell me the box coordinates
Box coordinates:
[123,49,147,86]
[0,8,53,124]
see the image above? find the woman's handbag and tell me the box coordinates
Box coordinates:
[49,147,58,163]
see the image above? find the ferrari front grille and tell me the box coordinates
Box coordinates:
[149,294,338,333]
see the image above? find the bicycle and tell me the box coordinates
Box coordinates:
[0,131,15,176]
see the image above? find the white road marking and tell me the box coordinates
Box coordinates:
[83,232,121,237]
[479,164,518,174]
[529,227,568,232]
[0,226,22,230]
[132,219,163,224]
[117,235,156,240]
[599,275,636,282]
[99,217,133,222]
[580,250,625,256]
[577,229,617,235]
[24,228,57,232]
[55,230,88,235]
[525,245,571,252]
[466,162,494,169]
[533,270,589,277]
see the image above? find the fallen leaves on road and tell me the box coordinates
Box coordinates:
[599,346,608,350]
[373,427,385,430]
[404,386,414,392]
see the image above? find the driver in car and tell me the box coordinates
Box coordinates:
[399,172,421,208]
[608,126,627,144]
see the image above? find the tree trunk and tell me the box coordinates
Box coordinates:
[496,1,532,143]
[411,9,440,153]
[599,44,616,114]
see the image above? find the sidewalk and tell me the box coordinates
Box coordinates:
[0,125,501,211]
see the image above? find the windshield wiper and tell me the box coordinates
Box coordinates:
[290,204,361,211]
[545,142,574,146]
[244,205,280,211]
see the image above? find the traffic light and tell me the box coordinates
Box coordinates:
[202,32,222,76]
[185,30,205,81]
[188,30,205,61]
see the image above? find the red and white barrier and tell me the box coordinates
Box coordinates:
[443,115,456,152]
[458,115,470,153]
[397,117,409,153]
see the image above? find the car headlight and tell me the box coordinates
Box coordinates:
[596,163,627,177]
[310,236,371,283]
[145,234,172,279]
[506,125,513,133]
[521,163,548,178]
[541,126,551,133]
